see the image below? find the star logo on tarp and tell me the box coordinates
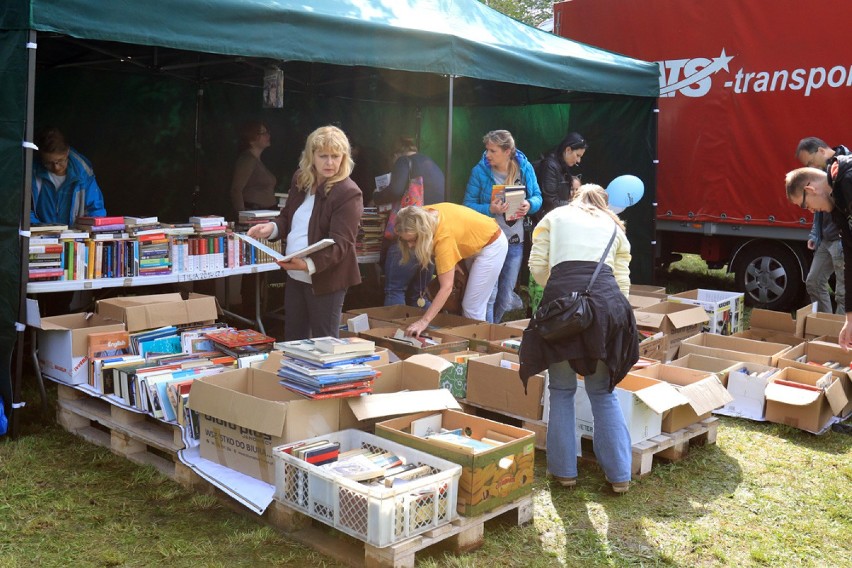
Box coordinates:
[660,50,734,96]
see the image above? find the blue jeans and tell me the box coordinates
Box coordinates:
[488,241,523,323]
[546,359,632,483]
[383,241,434,306]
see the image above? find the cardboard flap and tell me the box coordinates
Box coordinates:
[825,378,849,415]
[676,376,733,414]
[633,381,690,413]
[795,303,817,337]
[666,307,710,328]
[405,353,454,373]
[188,378,288,437]
[346,388,461,421]
[633,311,665,329]
[764,383,821,406]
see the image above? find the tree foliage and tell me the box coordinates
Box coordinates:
[479,0,553,28]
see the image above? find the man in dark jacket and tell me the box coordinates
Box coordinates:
[795,137,850,313]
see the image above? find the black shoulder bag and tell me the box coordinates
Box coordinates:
[532,225,618,343]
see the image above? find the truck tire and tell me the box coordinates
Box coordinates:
[732,243,802,311]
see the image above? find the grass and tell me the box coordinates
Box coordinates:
[2,255,850,566]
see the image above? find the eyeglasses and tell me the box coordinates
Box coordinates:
[42,157,68,168]
[258,130,270,136]
[800,186,809,209]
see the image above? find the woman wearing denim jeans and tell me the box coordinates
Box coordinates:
[519,184,639,493]
[464,130,542,322]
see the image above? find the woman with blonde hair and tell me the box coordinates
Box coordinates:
[248,125,363,340]
[394,203,507,335]
[519,183,639,494]
[464,129,542,322]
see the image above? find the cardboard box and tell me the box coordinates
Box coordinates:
[631,284,667,295]
[628,364,732,432]
[747,304,814,338]
[575,374,685,445]
[443,323,523,353]
[358,327,469,358]
[488,336,523,355]
[466,353,545,421]
[188,367,340,483]
[376,410,535,516]
[96,292,219,332]
[434,350,483,399]
[668,288,745,335]
[32,312,125,385]
[629,294,665,309]
[346,305,427,321]
[337,358,454,430]
[803,312,846,339]
[668,353,741,386]
[395,313,483,329]
[777,342,852,417]
[633,301,709,354]
[713,362,777,420]
[500,318,530,330]
[638,332,666,361]
[732,329,806,348]
[677,333,790,366]
[764,367,848,433]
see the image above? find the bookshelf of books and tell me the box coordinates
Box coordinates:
[26,215,283,294]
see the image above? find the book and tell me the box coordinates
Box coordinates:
[75,215,126,226]
[189,215,226,227]
[204,328,275,348]
[491,185,526,221]
[312,336,375,355]
[302,441,341,466]
[124,215,159,225]
[320,453,387,481]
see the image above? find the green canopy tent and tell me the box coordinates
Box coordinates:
[0,0,659,436]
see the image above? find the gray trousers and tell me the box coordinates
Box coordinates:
[806,238,845,314]
[283,276,347,340]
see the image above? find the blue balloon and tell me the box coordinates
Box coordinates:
[607,175,645,208]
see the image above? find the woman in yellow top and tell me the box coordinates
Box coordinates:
[393,203,508,335]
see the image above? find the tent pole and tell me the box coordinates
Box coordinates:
[12,30,41,438]
[444,75,454,202]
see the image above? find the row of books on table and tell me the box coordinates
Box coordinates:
[28,215,282,281]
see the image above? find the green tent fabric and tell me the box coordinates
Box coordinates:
[0,0,659,435]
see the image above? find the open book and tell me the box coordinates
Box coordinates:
[235,233,334,262]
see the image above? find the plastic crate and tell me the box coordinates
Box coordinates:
[273,429,461,548]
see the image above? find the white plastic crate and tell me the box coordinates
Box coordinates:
[272,429,461,548]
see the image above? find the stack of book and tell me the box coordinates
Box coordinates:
[203,327,276,358]
[189,215,227,235]
[277,337,379,399]
[28,238,65,281]
[237,209,279,229]
[355,206,385,262]
[137,230,172,276]
[317,447,430,487]
[75,215,127,236]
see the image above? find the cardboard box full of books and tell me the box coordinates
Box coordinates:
[443,323,522,354]
[713,362,777,421]
[746,304,814,338]
[29,308,125,385]
[669,353,741,387]
[667,288,745,335]
[803,312,846,339]
[777,341,852,417]
[395,313,483,330]
[358,327,469,358]
[633,301,709,359]
[466,353,545,421]
[434,351,483,399]
[764,367,848,433]
[97,292,219,332]
[188,367,340,483]
[627,364,732,432]
[376,409,535,516]
[346,305,427,321]
[575,374,685,445]
[676,333,790,366]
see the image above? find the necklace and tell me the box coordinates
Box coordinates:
[416,265,429,307]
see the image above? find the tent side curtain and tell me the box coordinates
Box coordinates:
[0,28,29,422]
[28,0,659,97]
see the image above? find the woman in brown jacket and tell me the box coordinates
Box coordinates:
[248,125,363,340]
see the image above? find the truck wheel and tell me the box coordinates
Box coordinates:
[732,243,802,311]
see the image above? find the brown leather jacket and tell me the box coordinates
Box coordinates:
[273,173,363,295]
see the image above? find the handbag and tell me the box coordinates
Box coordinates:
[532,225,617,343]
[384,157,425,239]
[426,262,469,315]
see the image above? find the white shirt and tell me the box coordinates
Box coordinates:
[285,191,316,284]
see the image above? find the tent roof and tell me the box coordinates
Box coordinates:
[25,0,659,98]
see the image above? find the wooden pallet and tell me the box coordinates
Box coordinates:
[264,494,533,568]
[461,398,719,479]
[55,383,197,488]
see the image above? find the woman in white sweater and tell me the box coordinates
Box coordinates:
[519,183,639,494]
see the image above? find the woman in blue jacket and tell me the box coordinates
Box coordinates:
[463,130,542,322]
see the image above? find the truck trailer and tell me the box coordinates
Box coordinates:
[554,0,852,310]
